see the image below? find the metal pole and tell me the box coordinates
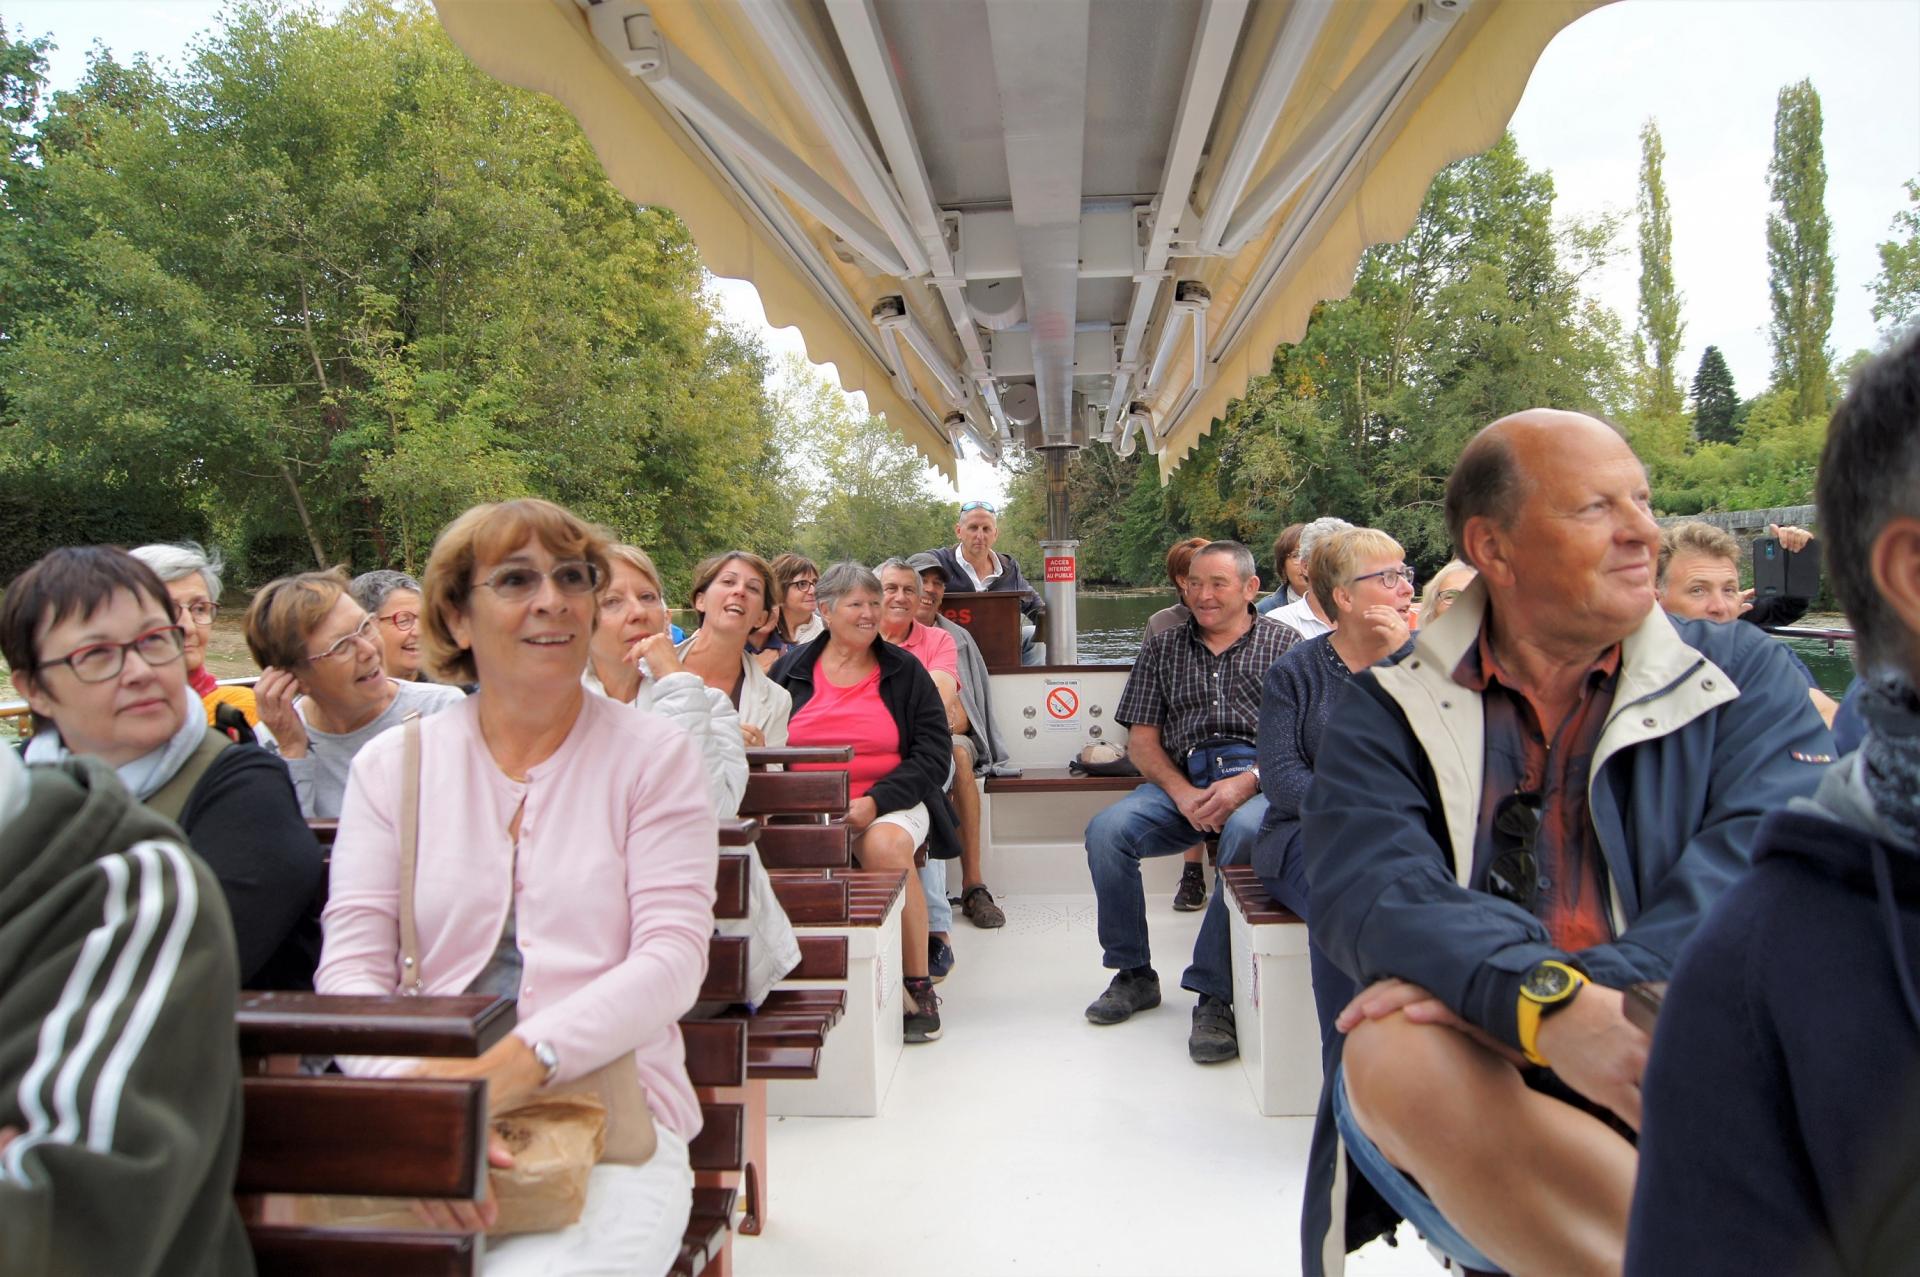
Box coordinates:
[1038,446,1078,665]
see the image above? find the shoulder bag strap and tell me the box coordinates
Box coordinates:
[144,729,233,825]
[398,713,424,995]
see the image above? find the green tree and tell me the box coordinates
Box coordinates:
[1689,345,1739,444]
[1766,79,1836,420]
[0,1,782,579]
[1634,119,1684,415]
[1871,178,1920,335]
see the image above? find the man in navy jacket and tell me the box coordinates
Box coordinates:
[1630,331,1920,1274]
[1297,411,1836,1276]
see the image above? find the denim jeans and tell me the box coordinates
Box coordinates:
[920,860,954,934]
[1085,781,1267,1003]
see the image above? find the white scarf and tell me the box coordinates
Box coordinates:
[0,742,26,829]
[24,683,209,801]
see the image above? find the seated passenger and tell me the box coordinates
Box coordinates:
[1415,558,1476,629]
[4,547,323,989]
[678,551,791,748]
[771,552,825,648]
[1257,522,1307,615]
[1254,527,1416,1042]
[1297,411,1836,1277]
[922,500,1046,665]
[876,556,993,977]
[1658,519,1839,726]
[1142,535,1214,912]
[1267,518,1352,640]
[349,569,429,682]
[1083,541,1300,1065]
[588,542,798,1008]
[245,569,465,819]
[318,498,716,1275]
[0,746,253,1275]
[129,542,262,734]
[1629,334,1920,1275]
[771,562,954,1043]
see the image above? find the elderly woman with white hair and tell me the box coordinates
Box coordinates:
[349,569,429,682]
[1265,517,1353,639]
[129,541,264,732]
[771,561,955,1044]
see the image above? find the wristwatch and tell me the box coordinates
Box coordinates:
[1516,959,1588,1067]
[532,1039,560,1085]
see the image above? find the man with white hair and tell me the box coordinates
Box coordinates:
[0,747,253,1273]
[1268,518,1353,639]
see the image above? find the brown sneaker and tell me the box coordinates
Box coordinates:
[904,977,943,1042]
[961,885,1006,929]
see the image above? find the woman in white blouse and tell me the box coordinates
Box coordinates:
[677,551,791,749]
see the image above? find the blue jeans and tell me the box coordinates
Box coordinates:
[1085,781,1267,1003]
[920,860,954,933]
[1332,1064,1499,1272]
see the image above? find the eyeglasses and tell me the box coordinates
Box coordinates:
[1486,790,1543,910]
[40,625,187,684]
[789,577,817,593]
[376,610,418,633]
[308,614,380,664]
[474,560,601,602]
[960,500,998,515]
[1350,566,1417,590]
[1435,588,1464,606]
[180,601,218,626]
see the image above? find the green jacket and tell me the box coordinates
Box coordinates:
[0,757,254,1277]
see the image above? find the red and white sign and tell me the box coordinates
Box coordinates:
[1046,686,1079,719]
[1044,555,1076,582]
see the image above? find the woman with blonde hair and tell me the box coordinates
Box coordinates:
[318,498,717,1274]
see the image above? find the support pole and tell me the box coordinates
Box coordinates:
[1039,446,1078,665]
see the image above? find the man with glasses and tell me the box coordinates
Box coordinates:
[1294,411,1835,1277]
[248,569,466,819]
[922,500,1047,666]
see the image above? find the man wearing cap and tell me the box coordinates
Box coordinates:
[922,501,1046,665]
[910,551,1014,931]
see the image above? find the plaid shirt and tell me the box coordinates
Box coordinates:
[1117,609,1301,759]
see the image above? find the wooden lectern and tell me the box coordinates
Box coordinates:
[940,590,1024,672]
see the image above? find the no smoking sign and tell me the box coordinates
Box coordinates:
[1046,686,1078,719]
[1042,679,1082,732]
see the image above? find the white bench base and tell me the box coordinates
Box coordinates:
[1227,888,1324,1116]
[767,894,906,1118]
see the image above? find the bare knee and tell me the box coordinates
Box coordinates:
[856,824,916,870]
[1344,1015,1505,1167]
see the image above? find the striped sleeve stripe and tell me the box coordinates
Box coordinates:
[2,839,200,1182]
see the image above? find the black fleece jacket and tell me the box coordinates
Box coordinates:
[769,634,963,859]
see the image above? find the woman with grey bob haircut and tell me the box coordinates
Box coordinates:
[812,560,883,613]
[349,569,429,682]
[129,541,263,729]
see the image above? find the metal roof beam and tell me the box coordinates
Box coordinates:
[984,0,1090,444]
[1216,0,1468,255]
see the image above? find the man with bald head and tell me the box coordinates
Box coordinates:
[1294,410,1835,1276]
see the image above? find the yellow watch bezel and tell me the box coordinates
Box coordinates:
[1516,961,1588,1067]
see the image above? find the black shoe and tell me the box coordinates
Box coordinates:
[962,885,1006,929]
[928,934,955,983]
[904,977,943,1043]
[1188,994,1239,1063]
[1172,864,1206,912]
[1085,968,1161,1025]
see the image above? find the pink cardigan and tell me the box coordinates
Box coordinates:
[317,692,718,1140]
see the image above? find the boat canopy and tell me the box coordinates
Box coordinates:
[432,0,1599,480]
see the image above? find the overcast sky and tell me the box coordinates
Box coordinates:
[15,0,1919,502]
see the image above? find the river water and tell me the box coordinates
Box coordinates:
[1073,591,1858,698]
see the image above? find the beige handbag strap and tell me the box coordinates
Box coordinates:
[397,713,425,995]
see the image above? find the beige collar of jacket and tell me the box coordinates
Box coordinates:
[1372,576,1740,888]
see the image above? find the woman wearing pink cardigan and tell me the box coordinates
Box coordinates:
[317,499,717,1275]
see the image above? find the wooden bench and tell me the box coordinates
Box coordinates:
[1217,864,1321,1117]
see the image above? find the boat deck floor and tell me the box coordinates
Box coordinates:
[735,893,1436,1276]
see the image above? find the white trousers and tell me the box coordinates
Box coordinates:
[484,1126,693,1277]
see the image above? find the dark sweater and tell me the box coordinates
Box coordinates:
[179,745,325,990]
[1630,774,1920,1275]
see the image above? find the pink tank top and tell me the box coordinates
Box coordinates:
[788,666,901,799]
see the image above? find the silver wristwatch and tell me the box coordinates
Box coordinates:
[532,1039,560,1084]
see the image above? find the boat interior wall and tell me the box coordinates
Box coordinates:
[434,0,1601,477]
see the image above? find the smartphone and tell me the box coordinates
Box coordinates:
[1752,534,1820,602]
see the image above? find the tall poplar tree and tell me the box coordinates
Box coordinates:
[1635,119,1684,415]
[1689,346,1739,444]
[1765,79,1835,419]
